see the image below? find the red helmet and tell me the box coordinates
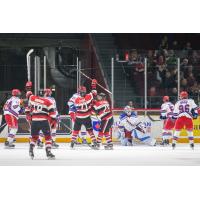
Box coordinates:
[26,81,32,87]
[180,91,188,99]
[163,96,169,102]
[78,86,86,93]
[12,89,21,96]
[44,88,52,96]
[26,91,33,99]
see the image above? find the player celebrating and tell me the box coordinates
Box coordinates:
[117,106,156,146]
[43,88,59,148]
[28,91,57,159]
[70,79,98,149]
[172,91,198,149]
[92,93,114,150]
[160,96,175,145]
[3,89,22,148]
[67,91,87,144]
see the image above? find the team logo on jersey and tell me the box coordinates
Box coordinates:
[92,121,101,131]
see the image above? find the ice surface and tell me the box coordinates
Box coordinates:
[0,143,200,166]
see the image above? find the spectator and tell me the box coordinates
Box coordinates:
[159,35,168,50]
[181,78,188,90]
[187,72,196,87]
[162,71,177,90]
[166,50,177,69]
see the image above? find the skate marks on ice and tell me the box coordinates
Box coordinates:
[1,143,200,166]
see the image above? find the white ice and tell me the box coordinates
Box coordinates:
[0,143,200,166]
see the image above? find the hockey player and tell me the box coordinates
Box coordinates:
[67,91,87,144]
[160,96,175,145]
[117,106,156,146]
[3,89,22,148]
[172,91,198,149]
[70,79,98,149]
[92,93,114,150]
[28,91,57,159]
[43,88,59,148]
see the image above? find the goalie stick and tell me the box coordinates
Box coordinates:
[147,113,161,122]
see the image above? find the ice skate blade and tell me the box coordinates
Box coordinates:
[47,156,55,160]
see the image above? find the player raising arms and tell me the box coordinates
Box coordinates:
[70,79,98,149]
[92,93,114,150]
[67,91,87,144]
[160,96,175,145]
[172,91,198,150]
[3,89,22,148]
[28,91,57,159]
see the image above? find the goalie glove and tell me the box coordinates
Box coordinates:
[135,122,145,134]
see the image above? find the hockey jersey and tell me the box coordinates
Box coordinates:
[46,96,58,116]
[92,100,113,120]
[3,96,21,119]
[74,91,97,118]
[67,93,80,114]
[160,102,174,119]
[29,95,57,121]
[173,98,198,119]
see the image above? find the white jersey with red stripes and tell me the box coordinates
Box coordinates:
[29,95,56,121]
[173,98,197,119]
[160,102,174,119]
[3,96,21,119]
[74,91,96,118]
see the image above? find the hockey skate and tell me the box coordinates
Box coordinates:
[46,147,55,160]
[37,140,44,148]
[70,141,76,149]
[172,143,176,150]
[4,141,15,149]
[190,143,194,150]
[89,141,99,150]
[104,143,113,150]
[29,144,34,160]
[52,141,59,149]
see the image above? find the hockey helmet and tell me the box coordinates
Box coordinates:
[26,91,33,99]
[26,81,32,87]
[180,91,188,99]
[44,88,52,96]
[78,86,87,97]
[124,106,132,116]
[97,92,106,100]
[163,96,169,102]
[12,89,21,97]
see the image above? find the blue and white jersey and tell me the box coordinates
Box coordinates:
[118,112,139,132]
[67,93,80,114]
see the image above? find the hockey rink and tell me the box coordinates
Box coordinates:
[1,143,200,166]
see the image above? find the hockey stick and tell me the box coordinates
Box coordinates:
[0,123,7,134]
[147,113,161,122]
[26,49,34,81]
[79,70,112,95]
[59,121,72,135]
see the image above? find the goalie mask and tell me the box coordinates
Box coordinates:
[124,106,132,116]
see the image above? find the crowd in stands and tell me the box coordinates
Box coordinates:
[121,36,200,105]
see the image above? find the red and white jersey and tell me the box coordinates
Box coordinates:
[92,100,113,120]
[173,98,198,119]
[3,96,21,119]
[46,96,58,116]
[160,102,174,118]
[29,95,57,121]
[74,91,96,118]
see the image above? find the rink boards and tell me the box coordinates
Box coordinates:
[1,115,200,143]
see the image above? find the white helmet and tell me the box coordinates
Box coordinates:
[124,106,132,116]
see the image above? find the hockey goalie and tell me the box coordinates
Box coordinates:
[116,106,156,146]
